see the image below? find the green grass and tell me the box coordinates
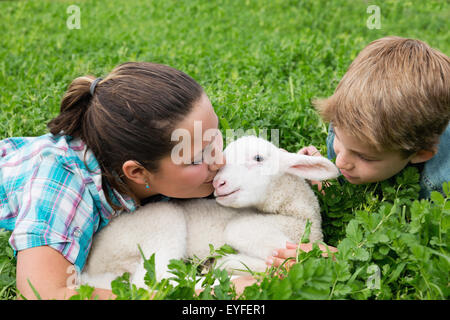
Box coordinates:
[0,0,449,300]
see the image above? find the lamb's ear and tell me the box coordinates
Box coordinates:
[279,152,340,181]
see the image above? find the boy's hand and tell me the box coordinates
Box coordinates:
[266,241,338,270]
[297,145,321,157]
[279,145,321,157]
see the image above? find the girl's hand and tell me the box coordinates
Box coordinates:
[265,241,338,270]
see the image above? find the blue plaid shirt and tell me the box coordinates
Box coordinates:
[0,133,138,271]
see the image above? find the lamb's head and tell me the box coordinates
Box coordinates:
[213,135,339,208]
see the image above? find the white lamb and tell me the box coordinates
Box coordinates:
[80,135,339,289]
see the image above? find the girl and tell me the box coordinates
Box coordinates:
[0,62,226,299]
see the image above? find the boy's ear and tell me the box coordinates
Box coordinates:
[409,147,438,164]
[280,152,340,181]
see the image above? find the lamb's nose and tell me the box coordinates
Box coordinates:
[213,179,226,190]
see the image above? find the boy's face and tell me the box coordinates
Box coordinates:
[332,127,415,184]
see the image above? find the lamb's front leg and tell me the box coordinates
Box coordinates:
[131,236,187,288]
[131,209,188,288]
[217,216,292,273]
[224,215,292,259]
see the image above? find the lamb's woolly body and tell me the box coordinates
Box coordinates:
[81,136,338,289]
[81,202,187,287]
[257,174,323,241]
[81,178,322,289]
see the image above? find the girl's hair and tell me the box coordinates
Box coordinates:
[48,62,204,210]
[314,36,450,157]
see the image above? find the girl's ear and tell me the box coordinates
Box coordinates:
[279,152,340,181]
[122,160,148,185]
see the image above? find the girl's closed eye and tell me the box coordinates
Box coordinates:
[191,152,204,165]
[190,155,203,165]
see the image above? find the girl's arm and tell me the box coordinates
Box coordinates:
[16,246,115,300]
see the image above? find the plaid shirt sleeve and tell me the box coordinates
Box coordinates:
[0,135,121,271]
[8,154,100,270]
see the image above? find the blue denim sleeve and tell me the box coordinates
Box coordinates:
[326,123,337,160]
[419,123,450,199]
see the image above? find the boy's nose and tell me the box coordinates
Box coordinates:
[336,154,353,171]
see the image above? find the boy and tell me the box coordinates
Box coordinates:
[268,36,450,268]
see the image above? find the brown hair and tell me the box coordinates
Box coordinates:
[314,36,450,157]
[48,62,204,210]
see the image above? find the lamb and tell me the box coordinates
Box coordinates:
[80,135,340,289]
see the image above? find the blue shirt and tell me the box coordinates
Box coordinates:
[326,123,450,199]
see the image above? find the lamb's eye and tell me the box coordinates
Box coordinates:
[254,155,264,162]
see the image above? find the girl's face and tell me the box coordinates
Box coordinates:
[148,93,226,198]
[332,126,414,184]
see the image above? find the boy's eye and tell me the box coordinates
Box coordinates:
[358,154,374,162]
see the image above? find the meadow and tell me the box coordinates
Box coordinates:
[0,0,449,300]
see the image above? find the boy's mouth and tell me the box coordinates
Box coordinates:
[340,170,356,179]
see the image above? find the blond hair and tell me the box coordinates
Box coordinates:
[314,36,450,156]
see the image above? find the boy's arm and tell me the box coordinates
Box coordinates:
[16,246,115,300]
